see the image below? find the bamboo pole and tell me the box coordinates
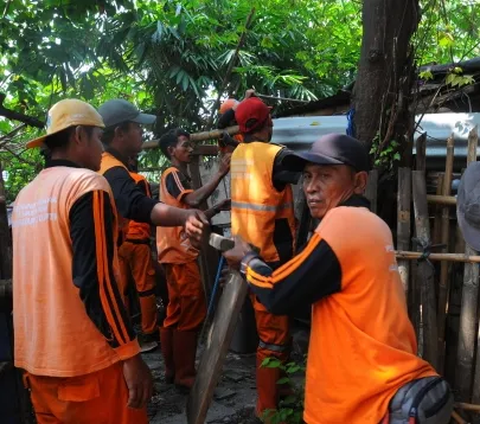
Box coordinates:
[142,125,240,150]
[433,175,445,244]
[395,251,480,263]
[365,169,378,214]
[438,134,455,372]
[427,194,456,205]
[451,410,468,424]
[397,168,411,297]
[456,402,480,412]
[412,170,439,370]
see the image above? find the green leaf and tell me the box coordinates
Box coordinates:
[276,377,290,385]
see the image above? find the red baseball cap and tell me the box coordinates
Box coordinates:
[235,97,272,134]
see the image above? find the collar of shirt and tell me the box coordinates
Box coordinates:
[45,159,82,169]
[340,194,371,209]
[104,146,129,169]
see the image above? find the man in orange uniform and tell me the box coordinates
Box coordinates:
[157,128,231,390]
[230,97,299,421]
[12,99,152,424]
[225,134,453,424]
[97,99,208,307]
[119,156,160,352]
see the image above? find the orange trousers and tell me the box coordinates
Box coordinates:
[163,260,206,331]
[250,292,291,417]
[24,362,148,424]
[119,241,158,336]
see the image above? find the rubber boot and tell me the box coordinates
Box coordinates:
[173,330,198,390]
[255,357,282,423]
[159,327,175,384]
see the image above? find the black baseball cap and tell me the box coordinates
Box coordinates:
[98,99,156,128]
[285,133,370,172]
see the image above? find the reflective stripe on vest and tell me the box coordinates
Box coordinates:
[231,200,294,212]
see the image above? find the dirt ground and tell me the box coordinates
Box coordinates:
[143,325,309,424]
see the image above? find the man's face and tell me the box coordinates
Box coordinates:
[124,122,143,156]
[80,127,104,171]
[171,135,194,164]
[303,163,366,219]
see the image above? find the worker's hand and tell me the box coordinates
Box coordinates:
[214,198,231,213]
[223,236,254,269]
[218,153,231,177]
[122,354,153,409]
[184,210,209,249]
[244,89,256,99]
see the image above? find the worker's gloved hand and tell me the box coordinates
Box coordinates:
[184,210,209,249]
[122,354,153,409]
[222,236,255,269]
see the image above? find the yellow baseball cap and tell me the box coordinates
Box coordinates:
[26,99,105,149]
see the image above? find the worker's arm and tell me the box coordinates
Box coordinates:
[182,154,231,208]
[204,199,231,220]
[272,148,301,191]
[223,234,342,315]
[69,190,139,359]
[103,166,201,227]
[165,161,230,209]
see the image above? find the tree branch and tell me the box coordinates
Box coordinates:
[0,95,44,128]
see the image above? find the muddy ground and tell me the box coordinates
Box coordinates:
[143,325,309,424]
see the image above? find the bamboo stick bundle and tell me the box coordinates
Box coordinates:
[397,168,411,298]
[438,134,455,372]
[412,170,439,370]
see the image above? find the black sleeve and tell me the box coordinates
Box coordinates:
[103,166,158,224]
[272,148,301,191]
[69,191,136,349]
[244,234,341,315]
[218,108,236,129]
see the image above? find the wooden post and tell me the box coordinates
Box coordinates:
[188,156,219,298]
[433,174,445,244]
[412,170,439,370]
[397,168,411,297]
[365,169,378,214]
[415,132,427,172]
[438,134,455,372]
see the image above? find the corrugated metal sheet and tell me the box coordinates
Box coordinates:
[272,112,480,171]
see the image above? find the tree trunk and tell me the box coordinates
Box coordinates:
[353,0,420,166]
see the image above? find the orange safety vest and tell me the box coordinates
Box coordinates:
[303,206,436,424]
[12,166,128,377]
[99,151,130,240]
[126,172,152,241]
[230,142,296,263]
[156,167,199,264]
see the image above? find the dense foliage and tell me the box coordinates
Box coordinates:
[0,0,479,201]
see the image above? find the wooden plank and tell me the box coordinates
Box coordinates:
[187,270,248,424]
[415,132,427,172]
[365,169,378,214]
[438,134,455,372]
[397,167,411,297]
[412,170,439,370]
[427,194,456,206]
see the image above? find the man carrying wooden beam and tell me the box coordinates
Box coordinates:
[157,128,231,390]
[230,96,300,422]
[224,133,454,424]
[11,99,153,424]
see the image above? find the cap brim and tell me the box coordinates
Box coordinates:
[26,135,47,149]
[457,208,480,251]
[132,113,156,125]
[282,151,344,172]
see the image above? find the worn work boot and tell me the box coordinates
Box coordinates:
[159,327,175,384]
[255,357,282,423]
[173,330,198,390]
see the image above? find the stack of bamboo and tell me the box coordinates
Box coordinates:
[389,126,480,423]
